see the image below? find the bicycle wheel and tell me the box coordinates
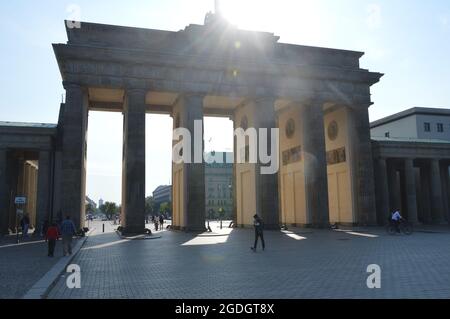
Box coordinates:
[402,223,413,235]
[386,224,395,235]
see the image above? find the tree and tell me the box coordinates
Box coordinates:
[159,202,171,216]
[100,202,118,220]
[145,196,155,215]
[86,203,95,215]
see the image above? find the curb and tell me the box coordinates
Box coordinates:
[22,232,91,299]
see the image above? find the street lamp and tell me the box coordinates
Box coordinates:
[207,209,213,232]
[219,207,224,230]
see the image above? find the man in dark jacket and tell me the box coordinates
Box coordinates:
[20,214,30,238]
[159,215,164,230]
[60,216,76,256]
[251,214,265,252]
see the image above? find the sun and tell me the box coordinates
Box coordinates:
[217,0,324,46]
[218,0,272,31]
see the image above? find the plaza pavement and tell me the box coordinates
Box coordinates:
[46,222,450,299]
[0,221,114,299]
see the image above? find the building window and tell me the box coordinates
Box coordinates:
[424,122,431,132]
[437,123,444,133]
[385,132,390,138]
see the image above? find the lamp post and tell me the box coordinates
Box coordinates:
[219,207,224,230]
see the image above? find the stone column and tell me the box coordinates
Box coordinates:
[376,158,390,224]
[300,100,329,227]
[419,164,432,223]
[184,94,206,231]
[404,158,418,224]
[254,98,279,229]
[388,164,401,212]
[121,89,147,234]
[61,83,88,230]
[430,159,445,223]
[0,149,9,235]
[232,115,238,227]
[348,105,377,225]
[29,164,38,228]
[36,151,51,234]
[440,163,449,223]
[171,94,206,231]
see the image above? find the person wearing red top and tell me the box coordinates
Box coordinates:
[45,223,60,257]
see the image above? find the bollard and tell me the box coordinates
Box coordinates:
[103,223,105,233]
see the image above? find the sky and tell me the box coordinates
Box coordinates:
[1,0,449,204]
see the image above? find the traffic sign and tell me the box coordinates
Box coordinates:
[15,197,26,205]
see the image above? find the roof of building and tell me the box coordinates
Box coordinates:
[153,185,171,193]
[370,107,450,129]
[372,137,450,144]
[0,121,57,129]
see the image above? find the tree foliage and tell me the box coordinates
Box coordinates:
[100,202,119,220]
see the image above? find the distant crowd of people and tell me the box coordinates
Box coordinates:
[147,215,166,231]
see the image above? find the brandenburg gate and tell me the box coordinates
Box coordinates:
[49,15,382,233]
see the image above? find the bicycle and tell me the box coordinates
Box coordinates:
[386,219,413,235]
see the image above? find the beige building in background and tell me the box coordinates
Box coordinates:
[205,152,233,219]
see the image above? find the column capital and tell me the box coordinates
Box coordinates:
[180,92,207,101]
[252,96,278,104]
[305,96,327,106]
[62,81,82,90]
[345,103,372,112]
[125,87,148,96]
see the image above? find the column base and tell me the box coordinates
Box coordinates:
[312,222,331,229]
[120,226,150,236]
[180,226,207,233]
[262,224,281,230]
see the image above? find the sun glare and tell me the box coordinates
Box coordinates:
[217,0,323,45]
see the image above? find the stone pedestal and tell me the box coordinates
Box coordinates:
[36,151,51,233]
[61,83,88,230]
[300,101,329,227]
[121,89,147,234]
[404,158,418,224]
[0,149,9,234]
[348,106,377,225]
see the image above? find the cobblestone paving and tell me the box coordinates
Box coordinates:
[0,221,109,299]
[0,237,74,299]
[47,224,450,299]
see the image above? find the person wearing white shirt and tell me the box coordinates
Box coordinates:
[391,210,403,233]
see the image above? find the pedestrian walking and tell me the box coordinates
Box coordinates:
[45,223,60,257]
[41,219,49,237]
[20,214,30,238]
[60,216,76,256]
[159,215,164,230]
[251,214,265,252]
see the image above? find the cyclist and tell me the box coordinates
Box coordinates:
[391,209,403,233]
